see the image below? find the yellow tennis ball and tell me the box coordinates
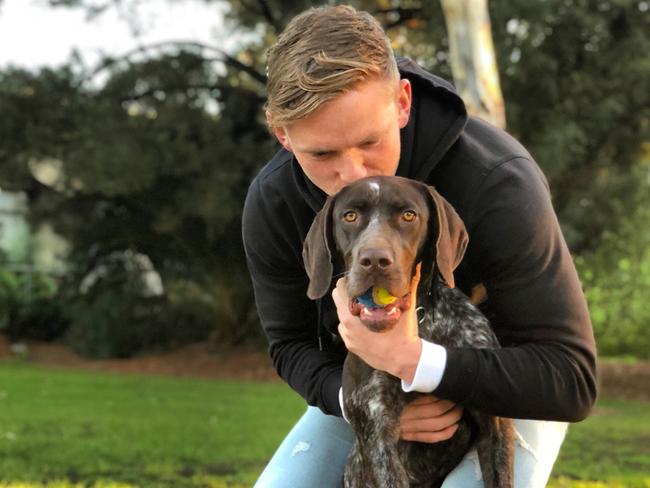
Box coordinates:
[372,286,398,306]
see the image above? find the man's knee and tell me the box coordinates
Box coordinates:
[442,419,567,488]
[255,407,353,488]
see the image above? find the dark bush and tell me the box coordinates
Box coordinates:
[66,290,159,358]
[575,163,650,358]
[63,251,217,358]
[0,267,68,341]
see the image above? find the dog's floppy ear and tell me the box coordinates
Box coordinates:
[302,196,336,299]
[423,185,469,288]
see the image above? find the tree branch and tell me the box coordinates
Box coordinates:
[255,0,283,33]
[118,82,264,104]
[86,40,267,86]
[374,6,423,30]
[235,0,283,33]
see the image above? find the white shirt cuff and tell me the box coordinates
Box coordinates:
[401,340,447,393]
[338,387,350,423]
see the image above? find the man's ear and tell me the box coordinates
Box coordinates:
[397,78,412,129]
[266,111,293,152]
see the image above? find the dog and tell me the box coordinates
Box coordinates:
[302,176,514,488]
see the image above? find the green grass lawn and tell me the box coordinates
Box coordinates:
[0,360,648,487]
[550,398,650,488]
[0,361,304,487]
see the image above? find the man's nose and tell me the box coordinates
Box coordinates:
[338,150,367,183]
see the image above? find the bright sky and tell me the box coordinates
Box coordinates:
[0,0,233,69]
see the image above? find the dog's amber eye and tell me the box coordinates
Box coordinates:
[343,211,358,223]
[402,210,417,222]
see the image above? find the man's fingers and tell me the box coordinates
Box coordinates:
[400,405,463,433]
[399,395,464,444]
[331,278,348,309]
[410,263,422,294]
[331,287,342,306]
[413,263,421,282]
[405,394,441,406]
[401,398,458,421]
[400,423,459,443]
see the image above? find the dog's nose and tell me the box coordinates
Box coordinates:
[359,248,394,270]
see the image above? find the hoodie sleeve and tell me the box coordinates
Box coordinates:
[434,157,598,422]
[242,177,345,417]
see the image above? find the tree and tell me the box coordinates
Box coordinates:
[441,0,506,129]
[0,46,273,352]
[0,0,648,353]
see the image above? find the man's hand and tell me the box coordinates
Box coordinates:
[332,265,422,382]
[399,395,463,443]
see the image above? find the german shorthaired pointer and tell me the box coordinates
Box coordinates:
[303,176,514,488]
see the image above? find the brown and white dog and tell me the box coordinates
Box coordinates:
[303,175,514,488]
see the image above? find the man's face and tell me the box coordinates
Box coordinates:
[271,77,412,196]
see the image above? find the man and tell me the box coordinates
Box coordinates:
[242,5,597,487]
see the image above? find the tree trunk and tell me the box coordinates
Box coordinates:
[440,0,506,129]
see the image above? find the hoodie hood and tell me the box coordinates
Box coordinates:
[293,57,468,213]
[395,58,468,181]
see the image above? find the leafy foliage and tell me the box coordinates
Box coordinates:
[489,0,650,252]
[575,161,650,358]
[0,46,274,353]
[0,264,67,342]
[1,0,649,355]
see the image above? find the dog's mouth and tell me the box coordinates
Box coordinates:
[349,286,411,332]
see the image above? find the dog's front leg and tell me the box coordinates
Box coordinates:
[343,354,410,488]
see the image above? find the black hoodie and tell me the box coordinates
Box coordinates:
[242,58,597,421]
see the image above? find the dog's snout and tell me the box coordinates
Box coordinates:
[359,248,394,270]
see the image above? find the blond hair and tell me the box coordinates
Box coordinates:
[265,5,398,128]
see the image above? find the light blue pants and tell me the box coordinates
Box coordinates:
[255,406,567,488]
